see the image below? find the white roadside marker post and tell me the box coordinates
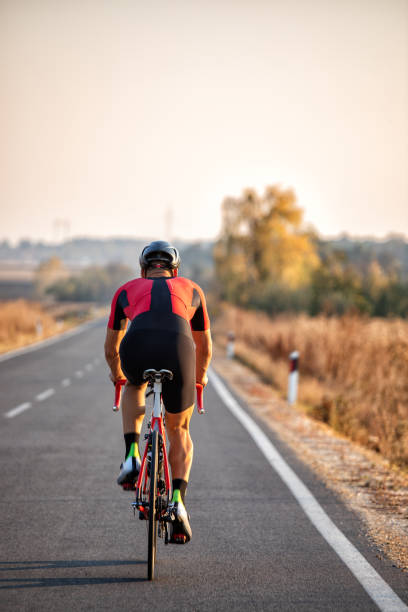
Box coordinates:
[36,319,43,338]
[226,331,235,359]
[288,351,299,405]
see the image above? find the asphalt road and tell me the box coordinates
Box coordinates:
[1,320,407,611]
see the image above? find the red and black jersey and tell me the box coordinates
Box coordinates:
[107,276,210,335]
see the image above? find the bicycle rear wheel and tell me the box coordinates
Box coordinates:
[148,429,159,580]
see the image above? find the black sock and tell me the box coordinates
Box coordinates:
[172,478,188,503]
[124,432,140,459]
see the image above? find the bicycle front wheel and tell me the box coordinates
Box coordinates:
[148,429,159,580]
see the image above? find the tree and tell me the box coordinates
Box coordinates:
[214,185,319,307]
[34,256,67,297]
[309,251,371,315]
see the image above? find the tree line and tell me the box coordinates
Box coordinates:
[34,243,213,303]
[33,189,407,317]
[214,185,408,317]
[35,258,134,303]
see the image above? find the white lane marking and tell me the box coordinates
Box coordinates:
[5,402,32,419]
[61,378,71,387]
[209,368,408,612]
[0,319,103,363]
[85,363,93,371]
[35,388,55,402]
[75,370,84,378]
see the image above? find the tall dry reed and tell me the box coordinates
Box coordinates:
[213,305,408,468]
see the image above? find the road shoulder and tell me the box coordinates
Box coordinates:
[212,345,408,572]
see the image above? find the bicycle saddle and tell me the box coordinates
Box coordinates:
[143,369,174,383]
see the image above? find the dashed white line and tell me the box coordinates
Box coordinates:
[35,388,55,402]
[210,368,408,612]
[4,356,104,419]
[5,402,32,419]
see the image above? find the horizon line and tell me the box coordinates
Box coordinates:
[1,231,408,247]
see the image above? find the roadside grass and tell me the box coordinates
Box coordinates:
[213,304,408,470]
[0,299,101,354]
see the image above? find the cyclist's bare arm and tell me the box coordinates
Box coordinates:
[192,329,212,387]
[104,325,127,382]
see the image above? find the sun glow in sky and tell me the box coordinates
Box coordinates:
[1,0,407,244]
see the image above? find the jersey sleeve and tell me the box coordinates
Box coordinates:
[107,286,128,330]
[190,282,210,331]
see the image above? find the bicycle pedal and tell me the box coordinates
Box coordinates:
[122,482,136,491]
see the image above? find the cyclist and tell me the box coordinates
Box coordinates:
[104,241,212,544]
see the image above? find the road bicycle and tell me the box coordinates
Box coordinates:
[113,371,204,580]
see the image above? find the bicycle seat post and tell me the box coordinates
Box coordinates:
[152,378,162,419]
[143,369,173,420]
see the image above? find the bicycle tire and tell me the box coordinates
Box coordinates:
[148,429,159,580]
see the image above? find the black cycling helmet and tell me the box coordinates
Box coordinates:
[139,240,181,270]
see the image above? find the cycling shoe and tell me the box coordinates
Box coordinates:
[168,501,192,544]
[117,456,141,488]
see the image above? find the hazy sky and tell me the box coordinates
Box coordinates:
[1,0,407,244]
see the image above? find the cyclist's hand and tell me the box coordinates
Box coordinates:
[196,372,208,387]
[109,372,125,385]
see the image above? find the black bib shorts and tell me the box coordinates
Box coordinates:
[119,322,196,414]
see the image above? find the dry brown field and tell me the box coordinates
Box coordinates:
[213,304,408,469]
[0,300,98,354]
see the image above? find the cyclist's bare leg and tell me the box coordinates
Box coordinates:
[165,405,194,481]
[121,381,148,434]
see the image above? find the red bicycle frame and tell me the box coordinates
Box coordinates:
[113,377,205,504]
[136,412,171,504]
